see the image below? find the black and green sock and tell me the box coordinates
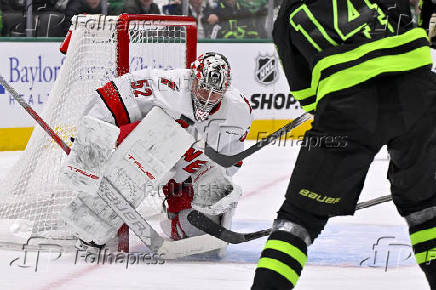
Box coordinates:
[252,230,308,290]
[410,218,436,289]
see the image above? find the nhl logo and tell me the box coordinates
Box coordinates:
[255,54,278,85]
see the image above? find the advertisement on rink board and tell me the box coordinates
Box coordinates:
[0,43,66,149]
[0,41,434,150]
[0,45,65,127]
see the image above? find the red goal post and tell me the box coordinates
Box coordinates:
[117,14,197,76]
[116,14,197,253]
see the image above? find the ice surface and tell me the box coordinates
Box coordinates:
[0,143,430,290]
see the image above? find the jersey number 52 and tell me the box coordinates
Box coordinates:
[131,79,153,98]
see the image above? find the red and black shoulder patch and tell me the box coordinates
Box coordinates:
[96,81,130,127]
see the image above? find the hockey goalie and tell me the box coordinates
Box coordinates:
[59,52,253,254]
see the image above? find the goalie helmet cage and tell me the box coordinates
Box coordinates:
[0,14,197,253]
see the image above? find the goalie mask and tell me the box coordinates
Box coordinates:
[190,52,231,121]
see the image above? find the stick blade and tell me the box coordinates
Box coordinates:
[204,144,237,168]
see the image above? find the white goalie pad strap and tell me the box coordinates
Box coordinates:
[61,116,120,194]
[104,106,194,207]
[190,162,242,215]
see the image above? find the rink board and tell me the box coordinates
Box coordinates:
[0,40,434,150]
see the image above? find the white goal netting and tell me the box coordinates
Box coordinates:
[0,14,196,248]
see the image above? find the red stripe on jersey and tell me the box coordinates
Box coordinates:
[209,101,222,116]
[117,121,140,146]
[242,95,252,113]
[239,131,248,142]
[234,161,243,168]
[175,118,190,128]
[97,81,130,127]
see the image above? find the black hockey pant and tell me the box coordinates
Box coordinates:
[253,69,436,289]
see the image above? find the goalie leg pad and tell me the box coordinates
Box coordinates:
[60,116,121,244]
[61,192,121,245]
[79,192,124,229]
[61,116,120,193]
[104,106,195,207]
[63,107,194,245]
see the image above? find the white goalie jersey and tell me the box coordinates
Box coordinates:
[61,66,253,246]
[88,68,253,180]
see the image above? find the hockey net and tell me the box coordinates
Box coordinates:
[0,14,197,251]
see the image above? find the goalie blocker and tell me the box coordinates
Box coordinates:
[61,107,242,251]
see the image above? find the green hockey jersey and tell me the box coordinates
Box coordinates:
[274,0,433,113]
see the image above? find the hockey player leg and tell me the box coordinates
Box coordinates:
[93,107,194,247]
[393,168,436,289]
[61,116,119,194]
[406,211,436,289]
[62,191,122,245]
[387,99,436,289]
[252,201,328,290]
[60,116,121,245]
[252,220,310,290]
[252,108,379,289]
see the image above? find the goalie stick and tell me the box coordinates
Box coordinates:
[204,112,313,168]
[0,75,226,258]
[0,75,71,155]
[187,194,393,244]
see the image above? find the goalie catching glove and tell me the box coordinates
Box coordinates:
[190,161,242,216]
